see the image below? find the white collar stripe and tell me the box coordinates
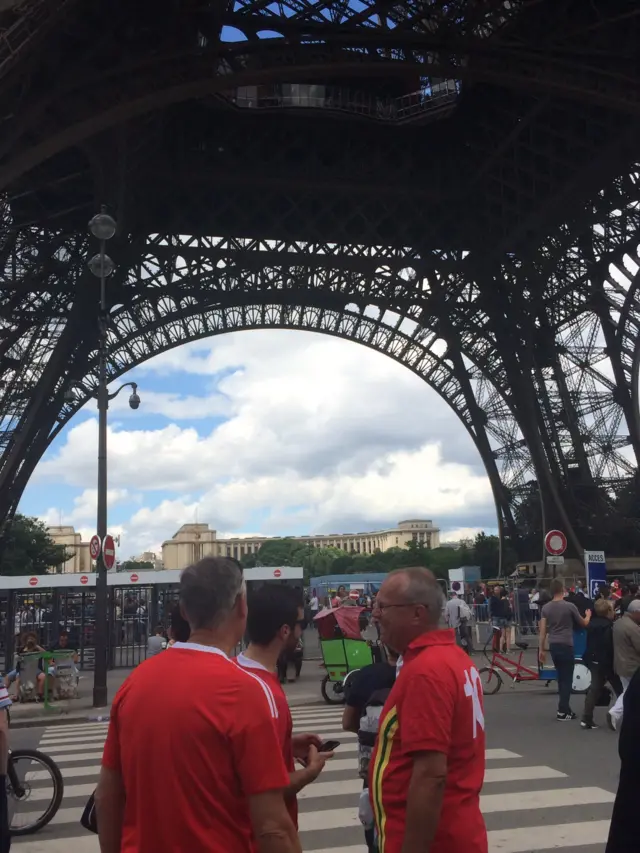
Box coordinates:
[236,653,268,672]
[238,667,278,718]
[171,642,229,659]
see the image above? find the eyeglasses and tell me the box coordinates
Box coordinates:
[373,602,428,613]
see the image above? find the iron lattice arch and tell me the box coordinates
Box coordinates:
[0,0,640,560]
[1,189,640,560]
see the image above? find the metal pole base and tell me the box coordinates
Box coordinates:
[93,684,108,708]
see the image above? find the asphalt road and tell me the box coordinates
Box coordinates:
[8,680,622,853]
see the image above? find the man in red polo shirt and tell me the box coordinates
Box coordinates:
[370,567,487,853]
[237,585,333,827]
[95,557,301,853]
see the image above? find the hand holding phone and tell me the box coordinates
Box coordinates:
[319,739,340,752]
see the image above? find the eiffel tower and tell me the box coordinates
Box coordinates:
[0,0,639,561]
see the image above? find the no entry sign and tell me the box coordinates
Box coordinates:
[80,575,89,585]
[130,573,139,583]
[89,535,101,561]
[544,530,567,556]
[103,534,116,570]
[28,577,38,587]
[273,569,282,578]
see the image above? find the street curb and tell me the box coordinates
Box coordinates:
[10,712,111,730]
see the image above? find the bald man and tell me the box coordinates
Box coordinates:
[369,568,487,853]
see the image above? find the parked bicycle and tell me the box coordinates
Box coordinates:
[6,747,64,835]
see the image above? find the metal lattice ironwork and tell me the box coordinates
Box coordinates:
[0,0,639,560]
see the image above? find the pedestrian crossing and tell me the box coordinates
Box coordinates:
[11,705,615,852]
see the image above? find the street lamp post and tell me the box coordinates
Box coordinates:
[88,209,141,707]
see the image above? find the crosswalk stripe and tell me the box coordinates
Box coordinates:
[36,742,106,755]
[39,735,109,747]
[41,723,109,733]
[40,751,104,764]
[484,766,566,784]
[13,838,98,851]
[487,820,611,852]
[18,782,96,802]
[482,787,614,813]
[26,765,101,782]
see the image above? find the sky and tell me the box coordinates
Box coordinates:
[20,330,497,558]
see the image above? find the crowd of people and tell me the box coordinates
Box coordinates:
[89,559,487,853]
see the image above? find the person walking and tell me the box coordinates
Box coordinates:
[369,567,487,853]
[538,578,591,720]
[608,598,640,730]
[237,585,331,829]
[580,598,622,730]
[95,557,301,853]
[605,667,640,853]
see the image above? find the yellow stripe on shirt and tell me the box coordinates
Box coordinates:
[371,706,398,853]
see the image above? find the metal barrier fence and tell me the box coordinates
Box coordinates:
[1,583,183,673]
[0,566,304,673]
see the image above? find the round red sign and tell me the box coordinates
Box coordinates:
[89,535,101,561]
[80,575,88,585]
[273,569,282,578]
[544,529,567,556]
[102,534,116,570]
[130,573,139,583]
[349,590,360,600]
[29,577,38,587]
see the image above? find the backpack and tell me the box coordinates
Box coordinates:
[357,687,392,780]
[458,599,473,624]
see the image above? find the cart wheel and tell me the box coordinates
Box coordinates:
[478,666,503,696]
[571,663,591,695]
[321,674,344,705]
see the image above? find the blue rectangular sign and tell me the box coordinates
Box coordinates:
[584,550,607,599]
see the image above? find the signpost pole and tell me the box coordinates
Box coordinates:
[93,226,110,709]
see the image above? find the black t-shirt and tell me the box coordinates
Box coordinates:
[344,662,396,713]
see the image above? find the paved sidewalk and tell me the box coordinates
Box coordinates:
[9,659,327,728]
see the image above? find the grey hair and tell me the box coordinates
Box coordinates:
[180,557,245,630]
[392,567,445,623]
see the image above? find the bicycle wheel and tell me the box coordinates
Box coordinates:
[478,666,503,695]
[321,674,345,705]
[571,663,591,695]
[7,748,64,835]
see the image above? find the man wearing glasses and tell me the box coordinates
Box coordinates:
[369,568,487,853]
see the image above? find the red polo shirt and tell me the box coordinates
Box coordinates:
[369,630,487,853]
[102,643,290,853]
[236,653,298,827]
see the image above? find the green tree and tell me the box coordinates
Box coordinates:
[118,560,154,573]
[0,514,69,575]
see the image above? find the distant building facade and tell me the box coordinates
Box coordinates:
[162,519,440,571]
[46,526,92,574]
[131,551,163,570]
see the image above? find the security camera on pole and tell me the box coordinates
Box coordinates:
[88,208,142,708]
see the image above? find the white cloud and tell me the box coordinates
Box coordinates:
[30,331,493,557]
[440,527,487,544]
[41,489,135,527]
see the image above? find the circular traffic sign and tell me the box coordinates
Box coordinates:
[89,535,101,561]
[102,534,116,570]
[273,569,282,578]
[29,577,38,587]
[80,575,88,585]
[130,573,139,583]
[349,590,360,600]
[545,529,567,556]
